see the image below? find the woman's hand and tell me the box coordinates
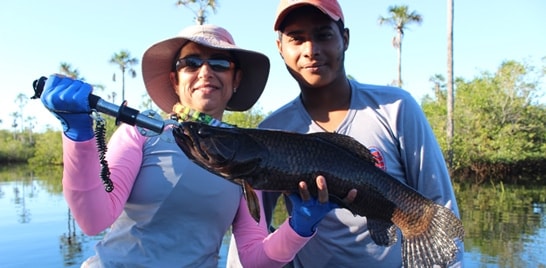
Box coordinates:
[41,74,94,141]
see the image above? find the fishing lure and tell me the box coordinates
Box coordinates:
[172,103,234,128]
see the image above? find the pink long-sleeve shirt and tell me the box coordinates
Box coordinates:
[62,124,309,267]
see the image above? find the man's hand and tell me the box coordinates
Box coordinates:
[288,175,357,237]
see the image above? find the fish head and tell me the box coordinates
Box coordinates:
[173,122,265,182]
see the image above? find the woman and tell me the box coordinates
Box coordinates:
[40,24,343,267]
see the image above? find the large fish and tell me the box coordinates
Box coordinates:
[173,121,464,267]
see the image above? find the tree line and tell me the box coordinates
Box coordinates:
[422,59,546,184]
[2,57,544,186]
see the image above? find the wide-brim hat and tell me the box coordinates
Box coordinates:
[274,0,344,31]
[142,24,270,112]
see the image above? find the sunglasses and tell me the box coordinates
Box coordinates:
[175,57,236,72]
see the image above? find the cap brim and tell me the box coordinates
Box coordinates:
[274,1,342,31]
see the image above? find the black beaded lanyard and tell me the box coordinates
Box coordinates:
[91,110,114,192]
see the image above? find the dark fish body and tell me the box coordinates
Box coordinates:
[173,122,464,268]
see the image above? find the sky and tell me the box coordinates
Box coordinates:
[0,0,544,132]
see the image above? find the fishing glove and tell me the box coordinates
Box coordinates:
[41,74,94,141]
[288,193,338,237]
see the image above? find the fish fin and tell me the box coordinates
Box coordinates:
[367,218,398,246]
[400,203,464,267]
[310,132,376,165]
[242,180,261,223]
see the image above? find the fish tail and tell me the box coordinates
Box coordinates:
[401,203,464,268]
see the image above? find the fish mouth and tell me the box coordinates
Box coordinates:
[173,122,211,162]
[173,122,261,180]
[173,122,236,171]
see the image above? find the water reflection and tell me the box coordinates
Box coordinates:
[455,183,546,267]
[0,165,98,267]
[11,172,33,224]
[60,208,83,266]
[13,184,31,223]
[0,164,545,267]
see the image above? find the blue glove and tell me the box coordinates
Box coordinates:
[41,74,94,141]
[288,193,338,237]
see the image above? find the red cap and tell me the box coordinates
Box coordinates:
[274,0,344,31]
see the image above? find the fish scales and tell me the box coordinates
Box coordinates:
[173,122,464,268]
[199,125,431,225]
[237,127,401,220]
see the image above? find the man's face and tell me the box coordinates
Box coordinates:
[277,6,348,88]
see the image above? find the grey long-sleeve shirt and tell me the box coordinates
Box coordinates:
[258,79,463,267]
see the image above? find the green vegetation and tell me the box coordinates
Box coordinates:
[422,59,546,184]
[1,116,119,166]
[27,130,63,166]
[0,129,34,164]
[223,106,268,128]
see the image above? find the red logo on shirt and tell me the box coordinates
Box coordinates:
[369,147,386,171]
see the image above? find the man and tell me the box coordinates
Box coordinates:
[257,0,463,267]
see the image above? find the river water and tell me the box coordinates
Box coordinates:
[0,166,545,267]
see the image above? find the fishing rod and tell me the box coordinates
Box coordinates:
[31,76,167,135]
[30,76,235,192]
[30,76,233,192]
[31,76,174,192]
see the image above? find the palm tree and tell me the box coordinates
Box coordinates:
[378,5,423,87]
[13,93,28,140]
[446,0,454,168]
[109,50,138,103]
[175,0,218,25]
[59,62,105,92]
[59,62,81,79]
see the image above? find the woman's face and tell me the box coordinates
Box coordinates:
[170,42,241,119]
